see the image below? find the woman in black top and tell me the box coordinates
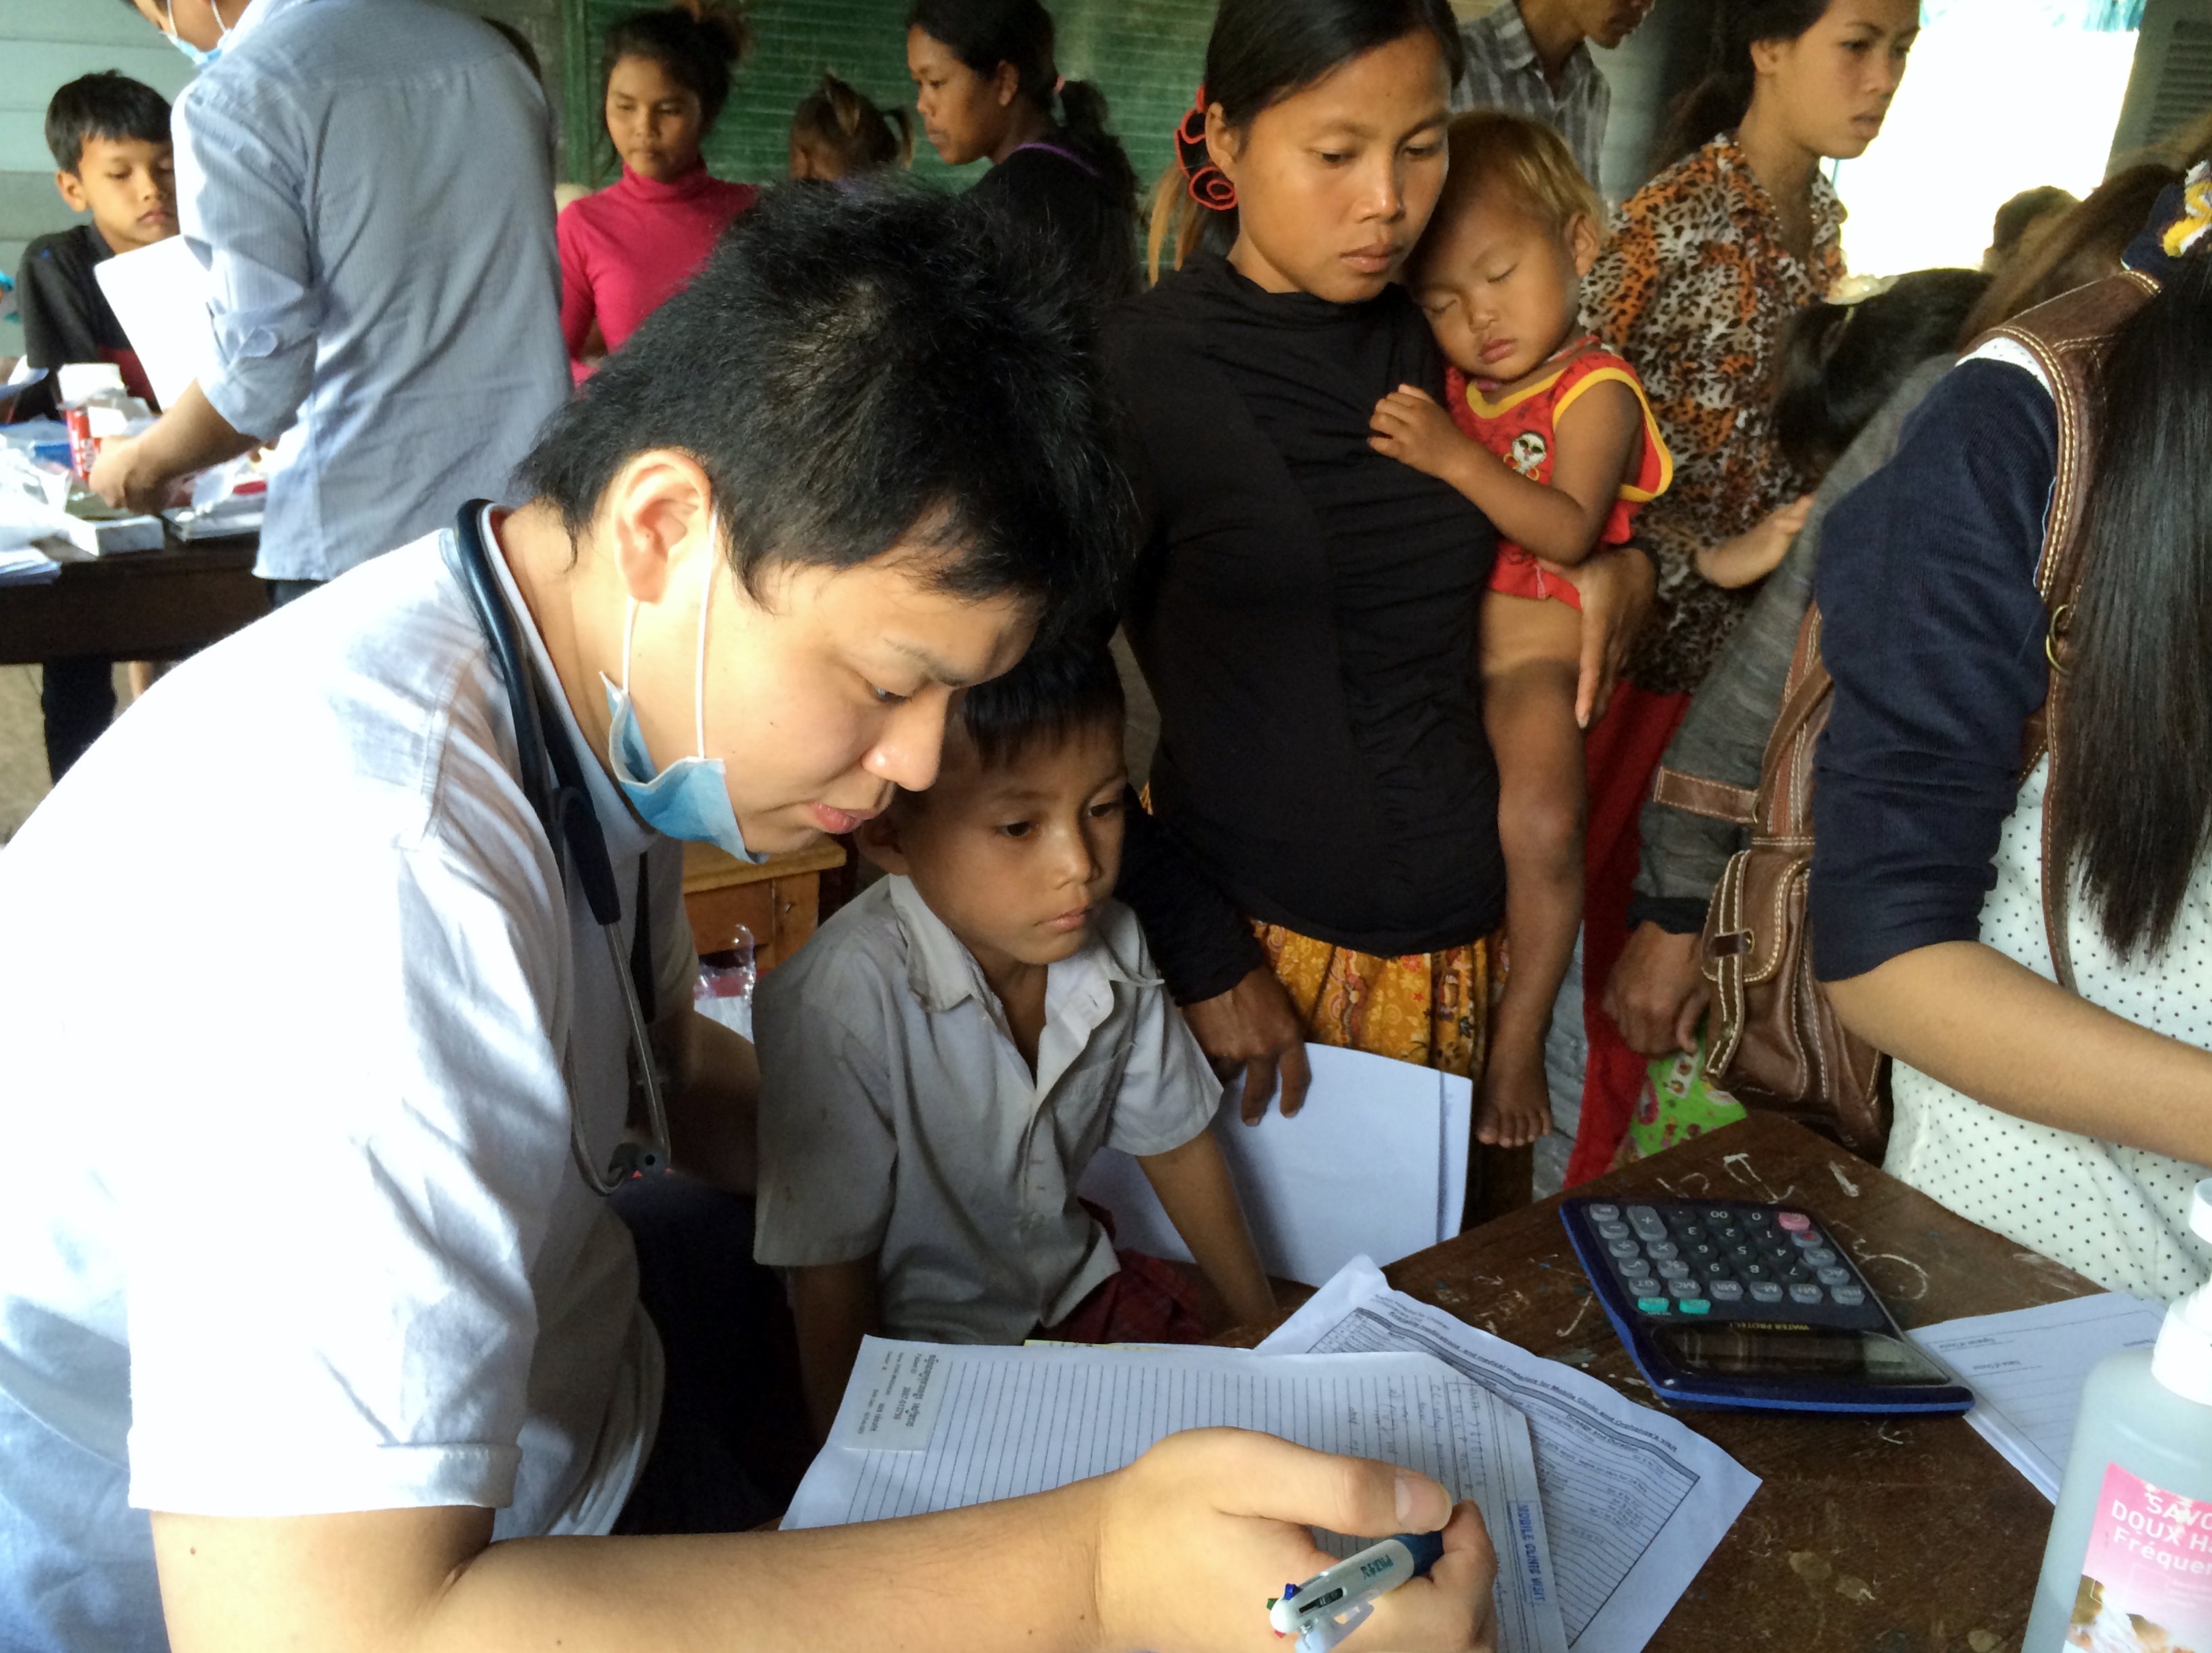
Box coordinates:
[1112,0,1653,1134]
[906,0,1139,309]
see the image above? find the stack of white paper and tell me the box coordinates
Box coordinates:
[1260,1258,1762,1653]
[1076,1044,1474,1286]
[1909,1291,2166,1501]
[0,546,60,586]
[787,1336,1569,1653]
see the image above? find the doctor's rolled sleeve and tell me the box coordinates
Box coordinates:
[172,89,319,445]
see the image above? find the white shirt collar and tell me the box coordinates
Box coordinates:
[473,507,657,867]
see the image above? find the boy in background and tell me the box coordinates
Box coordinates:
[14,70,177,782]
[754,643,1275,1437]
[17,71,174,420]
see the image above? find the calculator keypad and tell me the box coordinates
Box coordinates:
[1578,1200,1885,1328]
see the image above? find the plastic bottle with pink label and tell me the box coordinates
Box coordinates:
[2025,1179,2212,1652]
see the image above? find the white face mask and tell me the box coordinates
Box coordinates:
[598,515,765,863]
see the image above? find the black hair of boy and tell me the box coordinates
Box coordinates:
[956,639,1126,773]
[1772,268,1991,477]
[519,182,1131,637]
[45,70,172,174]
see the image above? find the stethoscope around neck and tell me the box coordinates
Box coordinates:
[446,501,672,1195]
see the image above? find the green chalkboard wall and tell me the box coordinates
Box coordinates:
[560,0,1214,191]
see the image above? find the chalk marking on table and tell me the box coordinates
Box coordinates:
[1555,1294,1595,1339]
[1834,1574,1875,1605]
[1853,1251,1930,1300]
[1827,1161,1861,1198]
[1720,1152,1795,1205]
[1876,1423,1906,1447]
[1788,1551,1833,1587]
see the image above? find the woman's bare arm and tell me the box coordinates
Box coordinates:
[1825,942,2212,1163]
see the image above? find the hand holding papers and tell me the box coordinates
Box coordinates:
[1261,1258,1761,1653]
[787,1338,1570,1653]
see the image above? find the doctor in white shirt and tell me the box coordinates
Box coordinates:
[2,181,1497,1653]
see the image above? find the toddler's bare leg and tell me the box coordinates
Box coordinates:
[1478,592,1587,1151]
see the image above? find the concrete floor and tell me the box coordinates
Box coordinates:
[0,663,135,844]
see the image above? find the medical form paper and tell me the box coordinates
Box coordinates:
[1908,1291,2166,1502]
[785,1338,1569,1653]
[1260,1259,1760,1653]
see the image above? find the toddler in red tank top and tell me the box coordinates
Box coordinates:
[1369,111,1672,1154]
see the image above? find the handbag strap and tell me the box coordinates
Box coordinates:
[1650,767,1758,826]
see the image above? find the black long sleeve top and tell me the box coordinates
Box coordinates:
[12,226,140,423]
[1105,253,1506,1000]
[1809,357,2060,980]
[968,135,1139,312]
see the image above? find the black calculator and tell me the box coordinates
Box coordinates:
[1561,1197,1973,1415]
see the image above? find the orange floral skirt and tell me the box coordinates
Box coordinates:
[1253,923,1503,1080]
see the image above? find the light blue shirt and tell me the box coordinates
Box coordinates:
[174,0,570,581]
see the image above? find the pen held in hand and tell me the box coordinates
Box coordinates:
[1267,1529,1446,1652]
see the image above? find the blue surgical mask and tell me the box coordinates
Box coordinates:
[600,524,765,864]
[163,0,229,66]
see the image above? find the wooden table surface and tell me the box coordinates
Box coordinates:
[1226,1112,2098,1652]
[0,528,267,664]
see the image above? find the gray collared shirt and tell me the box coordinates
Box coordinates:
[173,0,569,581]
[1452,1,1612,197]
[753,877,1218,1345]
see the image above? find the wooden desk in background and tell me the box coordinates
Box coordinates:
[681,839,847,974]
[1225,1112,2094,1652]
[0,528,269,666]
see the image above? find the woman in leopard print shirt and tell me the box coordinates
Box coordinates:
[1564,0,1921,1186]
[1587,135,1844,694]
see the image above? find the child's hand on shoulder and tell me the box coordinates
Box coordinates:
[1369,383,1469,481]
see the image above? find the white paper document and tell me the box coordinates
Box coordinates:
[1076,1044,1474,1285]
[93,235,216,413]
[1260,1259,1760,1653]
[787,1338,1569,1653]
[1909,1291,2166,1502]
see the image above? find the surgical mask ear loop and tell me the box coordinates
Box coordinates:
[167,0,232,45]
[616,511,717,761]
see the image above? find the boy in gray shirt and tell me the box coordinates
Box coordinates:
[754,643,1275,1434]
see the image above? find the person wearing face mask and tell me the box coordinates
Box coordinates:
[0,184,1502,1653]
[559,4,758,381]
[1450,0,1660,201]
[87,0,568,608]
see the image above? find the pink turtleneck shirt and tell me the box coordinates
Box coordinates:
[557,162,758,376]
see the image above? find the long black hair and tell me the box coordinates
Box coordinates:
[2047,252,2212,959]
[1149,0,1464,278]
[602,4,753,140]
[905,0,1137,218]
[1772,268,1990,477]
[1658,0,1829,167]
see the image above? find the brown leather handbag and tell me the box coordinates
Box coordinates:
[1648,270,2158,1157]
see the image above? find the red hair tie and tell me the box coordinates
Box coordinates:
[1175,83,1235,212]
